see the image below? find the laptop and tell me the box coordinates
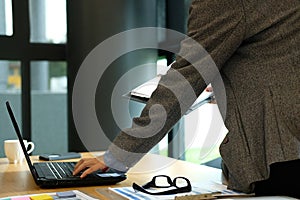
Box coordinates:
[5,101,126,188]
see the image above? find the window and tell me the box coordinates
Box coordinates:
[0,0,67,157]
[184,104,227,165]
[29,0,66,43]
[0,60,22,157]
[153,57,227,164]
[0,0,13,36]
[30,61,67,155]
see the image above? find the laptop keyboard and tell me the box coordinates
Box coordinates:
[37,162,80,179]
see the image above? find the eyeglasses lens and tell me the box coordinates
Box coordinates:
[174,177,189,188]
[154,176,172,187]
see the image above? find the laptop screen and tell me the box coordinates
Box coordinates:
[6,101,39,180]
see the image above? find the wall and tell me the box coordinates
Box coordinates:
[67,0,158,152]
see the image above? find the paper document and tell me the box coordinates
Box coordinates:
[130,75,162,98]
[0,190,97,200]
[130,75,214,113]
[109,181,252,200]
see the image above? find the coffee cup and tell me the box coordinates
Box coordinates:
[4,139,35,163]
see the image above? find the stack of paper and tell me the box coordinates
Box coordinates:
[130,75,214,114]
[108,181,253,200]
[130,76,162,99]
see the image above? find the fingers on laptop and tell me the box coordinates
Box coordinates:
[73,158,107,178]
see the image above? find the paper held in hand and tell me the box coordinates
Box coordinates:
[130,75,214,113]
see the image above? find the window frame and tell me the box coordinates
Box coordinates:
[0,0,66,140]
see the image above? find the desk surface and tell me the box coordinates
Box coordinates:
[1,152,295,200]
[0,152,222,199]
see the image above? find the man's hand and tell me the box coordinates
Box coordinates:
[205,86,213,92]
[73,155,108,178]
[205,86,217,104]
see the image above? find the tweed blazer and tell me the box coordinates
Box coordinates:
[105,0,300,193]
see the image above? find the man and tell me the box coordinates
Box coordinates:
[74,0,300,197]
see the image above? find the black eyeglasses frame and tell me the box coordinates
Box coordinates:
[132,175,192,195]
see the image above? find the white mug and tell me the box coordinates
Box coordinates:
[4,139,35,163]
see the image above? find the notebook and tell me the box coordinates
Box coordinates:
[5,101,126,188]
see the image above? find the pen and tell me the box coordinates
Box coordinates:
[175,192,255,200]
[174,192,222,200]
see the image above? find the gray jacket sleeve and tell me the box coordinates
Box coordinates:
[104,0,246,171]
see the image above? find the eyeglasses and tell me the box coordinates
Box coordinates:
[132,175,192,195]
